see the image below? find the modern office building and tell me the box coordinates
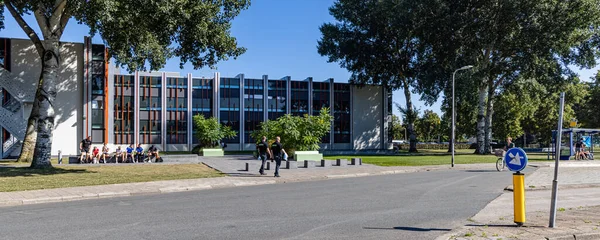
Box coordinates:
[0,37,392,158]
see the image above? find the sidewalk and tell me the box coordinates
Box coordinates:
[437,160,600,240]
[0,156,496,207]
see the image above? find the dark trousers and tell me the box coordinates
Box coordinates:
[274,156,282,176]
[258,153,267,173]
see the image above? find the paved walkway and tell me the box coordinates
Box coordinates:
[437,160,600,240]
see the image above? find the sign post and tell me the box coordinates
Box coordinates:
[550,92,566,228]
[505,147,529,226]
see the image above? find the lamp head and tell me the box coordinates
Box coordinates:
[459,65,474,70]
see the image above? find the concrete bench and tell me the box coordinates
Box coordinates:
[320,159,331,168]
[161,154,200,163]
[294,151,323,162]
[335,159,348,166]
[201,148,224,157]
[351,158,362,166]
[303,160,316,168]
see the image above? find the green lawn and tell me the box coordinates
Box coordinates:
[0,163,223,192]
[325,152,554,167]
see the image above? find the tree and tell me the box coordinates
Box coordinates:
[415,110,441,142]
[0,0,250,168]
[251,108,333,155]
[192,115,237,150]
[577,71,600,128]
[389,115,404,140]
[417,0,600,154]
[317,0,436,152]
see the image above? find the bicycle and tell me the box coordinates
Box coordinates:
[494,149,506,171]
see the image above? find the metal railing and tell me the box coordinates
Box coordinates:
[2,134,19,158]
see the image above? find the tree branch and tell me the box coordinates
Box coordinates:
[4,0,45,58]
[34,3,51,38]
[49,0,67,35]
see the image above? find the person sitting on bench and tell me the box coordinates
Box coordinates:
[92,146,100,164]
[101,143,110,164]
[126,144,135,163]
[135,144,144,163]
[79,136,92,164]
[147,145,159,162]
[114,146,124,163]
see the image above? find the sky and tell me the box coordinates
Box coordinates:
[1,0,599,117]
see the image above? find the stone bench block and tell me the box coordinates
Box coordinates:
[286,160,298,169]
[335,159,348,166]
[303,160,316,168]
[351,158,362,166]
[320,159,331,168]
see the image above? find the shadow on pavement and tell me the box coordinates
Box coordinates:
[0,167,89,177]
[464,170,502,173]
[363,226,451,232]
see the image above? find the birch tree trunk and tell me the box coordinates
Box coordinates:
[476,84,487,154]
[484,86,494,155]
[30,40,60,169]
[402,82,418,152]
[17,88,41,162]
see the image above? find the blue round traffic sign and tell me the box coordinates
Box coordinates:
[504,147,528,172]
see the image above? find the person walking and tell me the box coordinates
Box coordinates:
[257,136,271,175]
[271,136,284,177]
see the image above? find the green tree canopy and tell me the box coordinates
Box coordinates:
[192,115,237,149]
[251,108,333,153]
[1,0,250,168]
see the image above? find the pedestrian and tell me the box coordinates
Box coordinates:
[257,136,271,175]
[79,136,91,164]
[270,136,284,177]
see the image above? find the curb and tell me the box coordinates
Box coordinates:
[545,233,600,240]
[504,184,600,192]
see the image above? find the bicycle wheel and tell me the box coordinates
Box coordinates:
[496,158,505,172]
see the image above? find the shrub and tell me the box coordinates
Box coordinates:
[251,108,333,155]
[192,114,237,152]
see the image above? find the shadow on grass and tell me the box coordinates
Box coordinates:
[0,167,90,177]
[363,226,451,232]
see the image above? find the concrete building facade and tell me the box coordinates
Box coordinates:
[0,37,392,158]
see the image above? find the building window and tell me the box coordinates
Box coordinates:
[220,78,240,144]
[139,76,161,144]
[312,81,331,143]
[90,44,106,143]
[166,77,187,144]
[290,80,309,116]
[244,78,264,144]
[192,78,213,144]
[268,80,286,120]
[333,83,351,143]
[113,75,135,144]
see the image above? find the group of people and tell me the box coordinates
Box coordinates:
[79,136,161,164]
[574,138,594,160]
[256,136,288,177]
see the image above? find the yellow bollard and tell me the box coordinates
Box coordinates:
[513,172,526,226]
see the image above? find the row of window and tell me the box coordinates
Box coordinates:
[112,75,358,145]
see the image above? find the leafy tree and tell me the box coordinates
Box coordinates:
[396,103,420,150]
[492,79,544,142]
[1,0,250,168]
[317,0,436,152]
[577,71,600,128]
[251,108,333,155]
[415,110,441,142]
[192,115,237,150]
[417,0,600,154]
[389,115,404,140]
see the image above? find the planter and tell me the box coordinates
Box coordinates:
[294,151,322,162]
[202,148,224,157]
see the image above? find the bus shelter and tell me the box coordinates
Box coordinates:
[551,128,599,160]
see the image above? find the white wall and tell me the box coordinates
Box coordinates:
[10,39,83,156]
[351,85,383,150]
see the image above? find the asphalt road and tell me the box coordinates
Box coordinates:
[0,169,511,240]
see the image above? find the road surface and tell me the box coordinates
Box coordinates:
[0,169,511,240]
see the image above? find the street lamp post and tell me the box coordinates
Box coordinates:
[452,65,474,167]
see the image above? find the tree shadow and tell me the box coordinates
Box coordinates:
[363,226,451,232]
[0,166,90,177]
